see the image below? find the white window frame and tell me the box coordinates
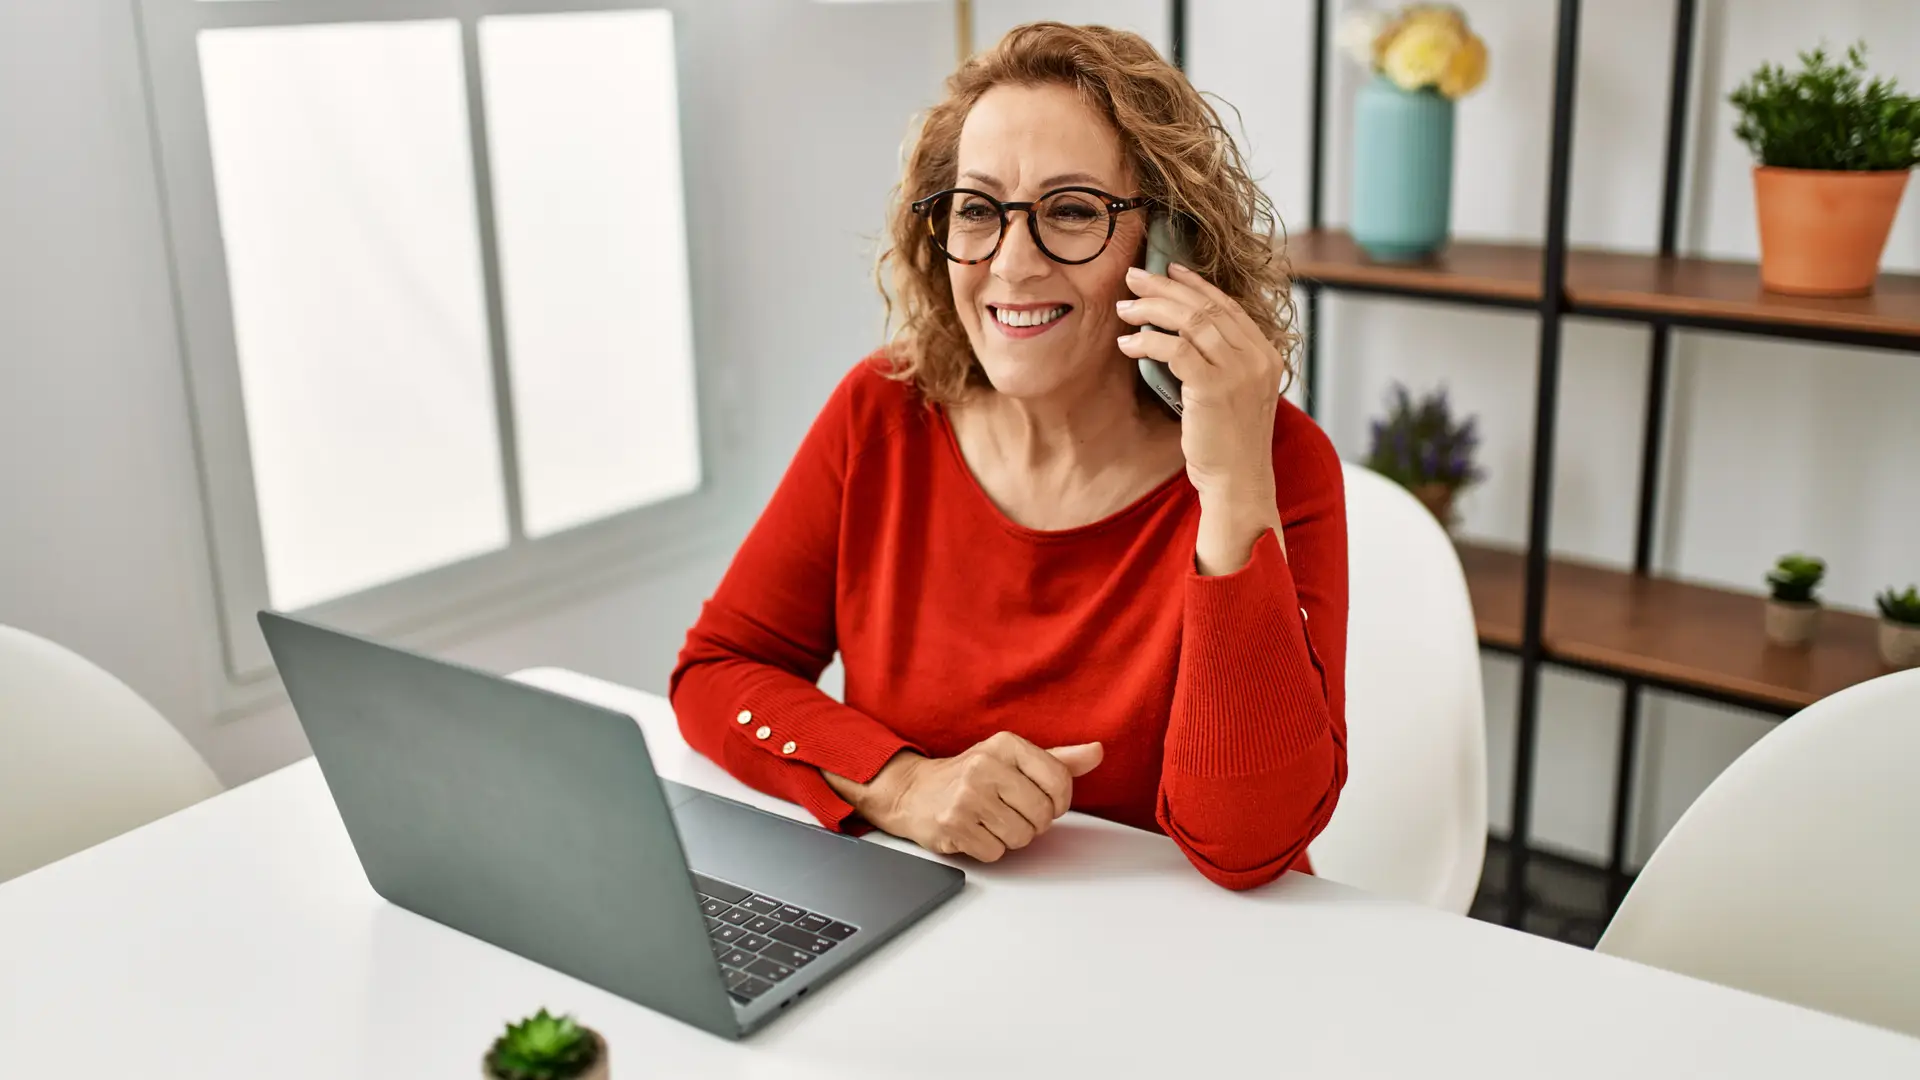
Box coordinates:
[135,0,730,712]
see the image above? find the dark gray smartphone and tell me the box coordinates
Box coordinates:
[1137,213,1197,416]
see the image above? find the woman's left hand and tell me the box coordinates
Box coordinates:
[1116,262,1285,572]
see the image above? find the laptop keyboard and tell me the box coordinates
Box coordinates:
[693,872,859,1005]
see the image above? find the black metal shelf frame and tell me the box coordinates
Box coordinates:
[1168,0,1920,927]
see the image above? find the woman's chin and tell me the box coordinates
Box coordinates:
[975,356,1073,401]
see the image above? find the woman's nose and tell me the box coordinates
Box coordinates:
[991,212,1052,282]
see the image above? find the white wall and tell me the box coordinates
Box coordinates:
[0,0,948,783]
[5,0,1915,872]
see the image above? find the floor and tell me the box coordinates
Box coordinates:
[1468,839,1618,949]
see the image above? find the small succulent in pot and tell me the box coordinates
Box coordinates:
[1875,585,1920,669]
[484,1009,608,1080]
[1763,553,1826,647]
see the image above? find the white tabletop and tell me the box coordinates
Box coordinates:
[4,667,1917,1078]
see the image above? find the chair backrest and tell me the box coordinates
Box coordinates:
[1308,463,1487,914]
[0,625,221,881]
[1597,667,1920,1038]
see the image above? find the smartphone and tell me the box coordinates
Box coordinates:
[1137,213,1197,417]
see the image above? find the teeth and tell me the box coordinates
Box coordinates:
[993,305,1068,328]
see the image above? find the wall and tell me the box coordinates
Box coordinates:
[5,0,1915,871]
[0,0,946,782]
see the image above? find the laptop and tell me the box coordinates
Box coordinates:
[258,612,964,1039]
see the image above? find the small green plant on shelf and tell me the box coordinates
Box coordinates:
[1878,584,1920,670]
[1766,554,1826,604]
[1365,381,1484,532]
[1763,553,1825,648]
[1878,585,1920,626]
[484,1009,605,1080]
[1729,42,1920,172]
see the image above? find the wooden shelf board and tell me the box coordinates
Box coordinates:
[1566,250,1920,338]
[1455,542,1891,713]
[1286,229,1920,341]
[1286,229,1542,304]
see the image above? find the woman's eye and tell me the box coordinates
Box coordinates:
[1045,202,1101,224]
[955,202,997,222]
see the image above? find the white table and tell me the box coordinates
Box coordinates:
[4,668,1917,1078]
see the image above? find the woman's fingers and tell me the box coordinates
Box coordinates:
[994,732,1075,818]
[1166,262,1268,350]
[1115,294,1254,362]
[1117,327,1209,384]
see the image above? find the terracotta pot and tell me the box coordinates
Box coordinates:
[1881,621,1920,670]
[485,1030,608,1080]
[1752,166,1911,297]
[1412,482,1457,531]
[1764,599,1820,647]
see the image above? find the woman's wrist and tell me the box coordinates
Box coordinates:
[1194,491,1283,576]
[824,751,922,829]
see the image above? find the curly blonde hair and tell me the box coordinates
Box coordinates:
[875,21,1296,405]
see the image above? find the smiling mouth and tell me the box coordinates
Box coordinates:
[988,304,1072,330]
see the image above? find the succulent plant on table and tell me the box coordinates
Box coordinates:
[483,1009,608,1080]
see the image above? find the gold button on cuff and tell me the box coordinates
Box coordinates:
[781,741,797,755]
[755,725,772,740]
[736,709,753,725]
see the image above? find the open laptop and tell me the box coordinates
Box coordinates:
[258,612,963,1039]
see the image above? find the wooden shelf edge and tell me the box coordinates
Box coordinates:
[1284,229,1920,343]
[1453,541,1891,714]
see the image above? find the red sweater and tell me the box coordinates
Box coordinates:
[670,355,1348,890]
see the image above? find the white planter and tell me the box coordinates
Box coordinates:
[1880,620,1920,670]
[1764,599,1820,647]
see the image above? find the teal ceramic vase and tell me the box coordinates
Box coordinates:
[1351,75,1455,261]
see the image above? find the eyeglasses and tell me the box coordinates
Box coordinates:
[910,186,1154,266]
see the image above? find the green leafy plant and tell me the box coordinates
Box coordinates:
[1365,382,1484,493]
[485,1010,599,1080]
[1766,554,1826,605]
[1729,42,1920,171]
[1878,585,1920,626]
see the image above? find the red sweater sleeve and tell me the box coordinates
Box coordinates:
[1156,417,1349,890]
[669,365,920,831]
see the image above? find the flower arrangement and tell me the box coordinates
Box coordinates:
[1338,4,1489,100]
[1365,382,1484,528]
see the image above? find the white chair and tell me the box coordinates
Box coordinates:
[0,625,222,881]
[1596,667,1920,1038]
[1307,463,1487,914]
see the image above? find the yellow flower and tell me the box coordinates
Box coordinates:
[1381,19,1463,92]
[1438,32,1488,98]
[1402,4,1468,35]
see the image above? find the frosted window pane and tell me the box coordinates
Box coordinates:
[199,21,508,610]
[479,10,702,539]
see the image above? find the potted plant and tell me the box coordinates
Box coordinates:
[1876,585,1920,669]
[1337,4,1490,261]
[484,1009,608,1080]
[1763,554,1826,647]
[1728,42,1920,297]
[1365,381,1484,531]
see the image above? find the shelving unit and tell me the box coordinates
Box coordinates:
[1164,0,1920,927]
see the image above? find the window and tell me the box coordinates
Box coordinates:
[137,1,712,688]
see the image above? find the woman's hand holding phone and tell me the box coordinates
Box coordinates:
[1115,261,1286,574]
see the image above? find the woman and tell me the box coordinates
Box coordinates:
[670,22,1346,891]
